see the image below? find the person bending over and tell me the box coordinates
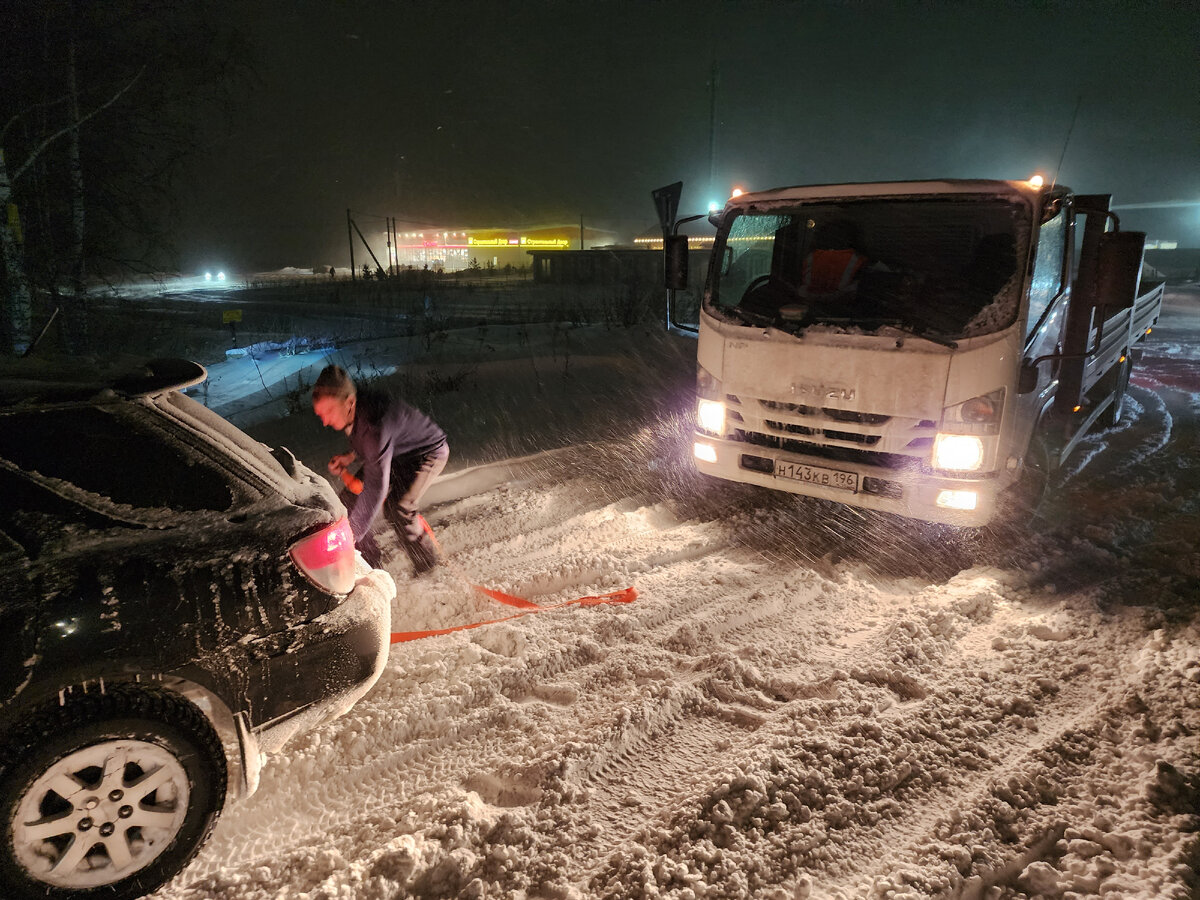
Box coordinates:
[311,364,448,574]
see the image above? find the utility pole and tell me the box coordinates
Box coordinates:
[708,57,719,204]
[580,216,585,251]
[346,209,356,282]
[386,217,393,276]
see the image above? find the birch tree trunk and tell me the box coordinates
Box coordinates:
[66,37,89,351]
[0,149,33,353]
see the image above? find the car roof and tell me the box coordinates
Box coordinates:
[0,358,207,408]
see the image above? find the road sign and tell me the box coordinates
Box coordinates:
[652,182,683,235]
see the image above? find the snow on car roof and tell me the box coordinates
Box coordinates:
[0,357,207,408]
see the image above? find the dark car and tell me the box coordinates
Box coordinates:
[0,359,394,900]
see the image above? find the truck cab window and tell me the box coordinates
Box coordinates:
[707,200,1026,340]
[1026,209,1066,340]
[719,213,790,308]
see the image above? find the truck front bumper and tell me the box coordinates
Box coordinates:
[693,434,1003,528]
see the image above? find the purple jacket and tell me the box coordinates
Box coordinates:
[347,387,446,539]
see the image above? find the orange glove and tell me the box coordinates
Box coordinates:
[340,470,363,495]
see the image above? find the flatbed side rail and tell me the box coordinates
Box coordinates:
[1129,281,1164,340]
[1081,282,1164,394]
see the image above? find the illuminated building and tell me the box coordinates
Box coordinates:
[386,224,619,272]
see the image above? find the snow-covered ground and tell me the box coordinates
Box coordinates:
[150,285,1199,900]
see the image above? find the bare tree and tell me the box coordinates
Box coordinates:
[0,1,251,354]
[1,61,144,352]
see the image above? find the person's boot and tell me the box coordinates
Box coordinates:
[402,534,439,575]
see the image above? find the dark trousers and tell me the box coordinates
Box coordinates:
[351,443,448,573]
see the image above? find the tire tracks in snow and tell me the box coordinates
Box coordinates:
[155,425,1199,899]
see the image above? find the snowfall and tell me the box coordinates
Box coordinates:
[136,278,1198,900]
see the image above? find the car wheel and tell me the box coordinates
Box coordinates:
[0,685,226,900]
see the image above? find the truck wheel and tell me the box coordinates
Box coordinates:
[997,435,1051,523]
[1099,355,1132,428]
[0,685,226,900]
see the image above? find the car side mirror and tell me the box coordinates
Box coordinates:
[665,234,689,290]
[1018,361,1039,395]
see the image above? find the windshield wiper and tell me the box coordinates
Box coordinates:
[877,318,959,349]
[724,306,778,328]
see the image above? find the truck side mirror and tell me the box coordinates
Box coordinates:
[665,234,689,290]
[1018,361,1039,395]
[1094,230,1145,311]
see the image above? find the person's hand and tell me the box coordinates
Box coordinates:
[328,452,355,476]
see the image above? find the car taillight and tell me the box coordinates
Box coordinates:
[290,517,356,595]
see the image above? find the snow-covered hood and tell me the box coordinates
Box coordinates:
[698,314,1023,418]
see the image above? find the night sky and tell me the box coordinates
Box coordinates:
[176,0,1199,273]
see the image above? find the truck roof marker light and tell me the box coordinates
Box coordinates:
[1028,174,1045,188]
[936,489,978,511]
[730,187,744,199]
[1073,405,1082,412]
[694,442,717,464]
[1146,327,1152,335]
[1120,354,1126,363]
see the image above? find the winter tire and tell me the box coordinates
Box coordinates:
[1098,354,1132,428]
[0,685,226,900]
[995,433,1052,525]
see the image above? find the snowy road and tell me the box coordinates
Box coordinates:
[153,290,1198,900]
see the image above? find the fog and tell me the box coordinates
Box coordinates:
[176,0,1200,273]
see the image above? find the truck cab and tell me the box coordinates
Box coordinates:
[660,178,1162,527]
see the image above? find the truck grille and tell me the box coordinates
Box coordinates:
[760,399,891,426]
[725,394,936,469]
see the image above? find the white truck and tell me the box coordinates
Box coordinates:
[654,178,1164,526]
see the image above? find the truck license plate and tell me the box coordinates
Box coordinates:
[774,461,859,492]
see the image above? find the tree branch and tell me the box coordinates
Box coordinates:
[8,65,145,186]
[2,94,71,144]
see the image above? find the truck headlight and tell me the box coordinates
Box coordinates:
[942,388,1005,434]
[697,399,726,435]
[933,434,984,471]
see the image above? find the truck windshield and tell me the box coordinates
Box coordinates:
[707,198,1030,340]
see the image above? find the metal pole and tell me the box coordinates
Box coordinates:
[350,218,387,272]
[579,215,584,251]
[347,208,356,282]
[708,58,719,202]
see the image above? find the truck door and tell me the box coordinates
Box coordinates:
[1015,203,1070,444]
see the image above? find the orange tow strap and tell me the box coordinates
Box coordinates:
[348,511,639,643]
[389,586,638,644]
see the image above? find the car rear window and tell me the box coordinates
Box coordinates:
[0,405,233,512]
[165,391,293,487]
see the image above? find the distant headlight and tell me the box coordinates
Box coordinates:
[697,399,726,436]
[204,271,213,281]
[933,434,984,471]
[217,271,226,281]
